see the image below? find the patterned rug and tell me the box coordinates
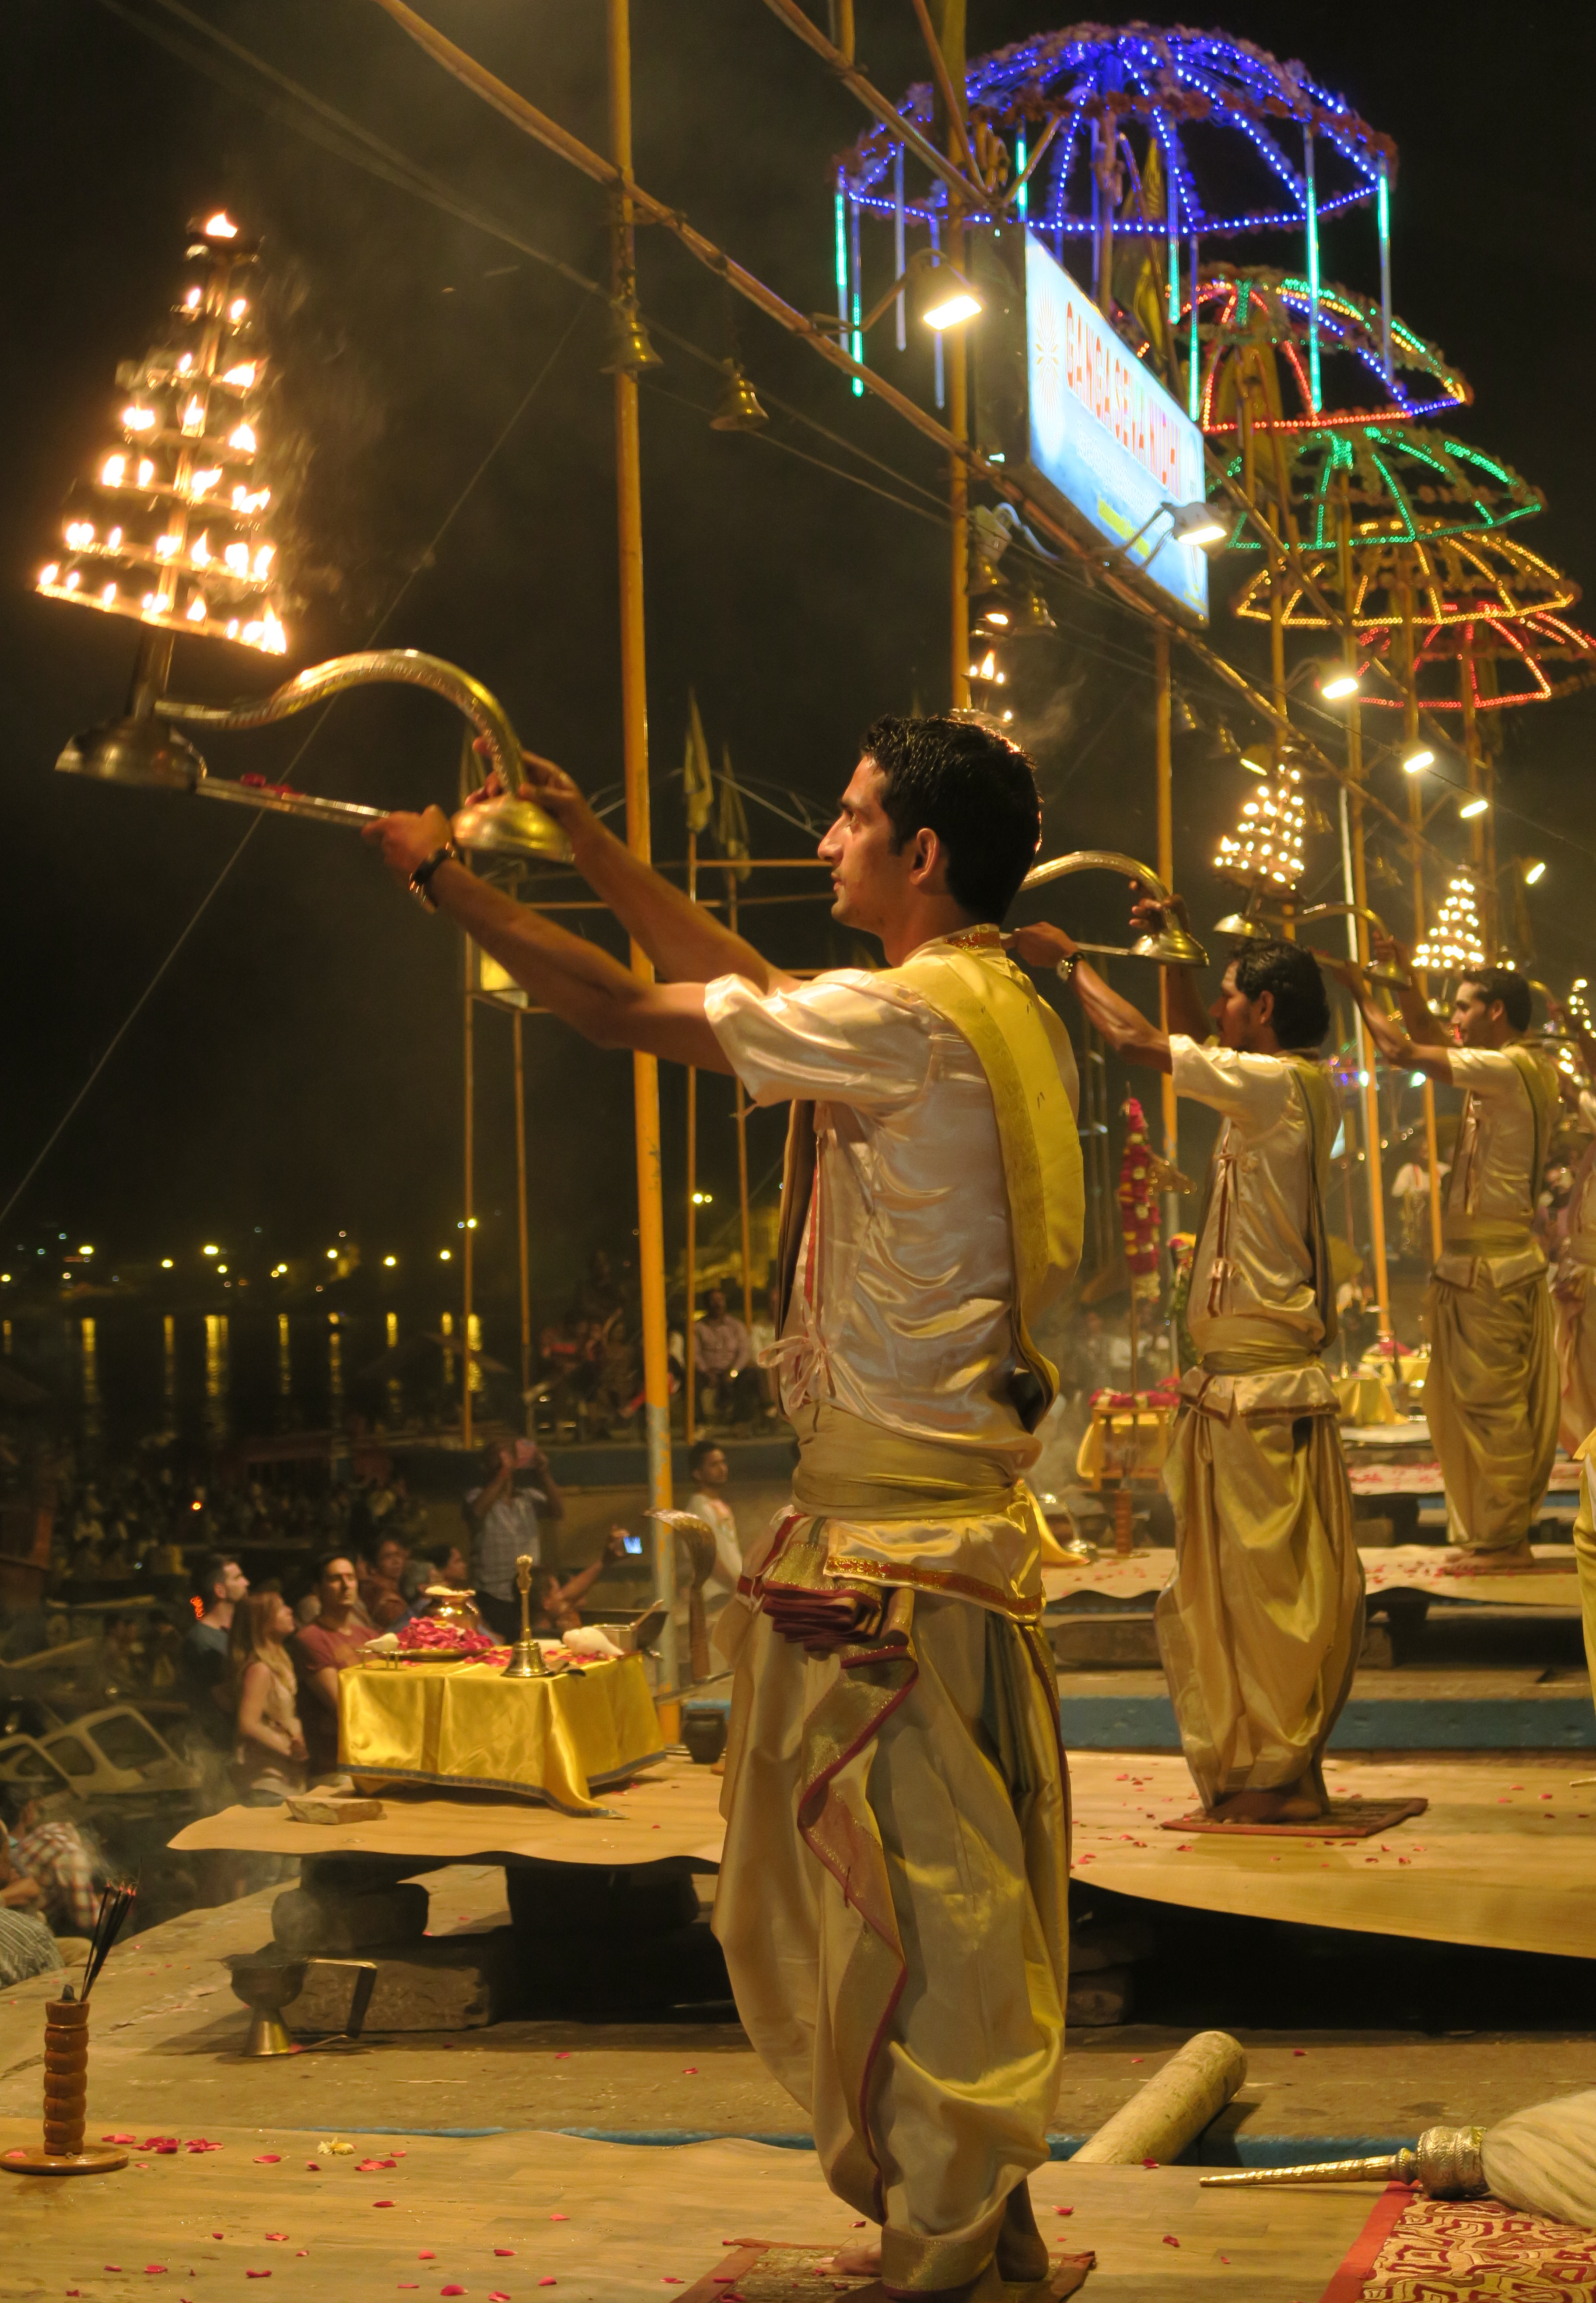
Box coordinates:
[677,2240,1095,2300]
[1161,1798,1429,1839]
[1324,2187,1596,2301]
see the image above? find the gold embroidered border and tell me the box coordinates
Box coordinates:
[826,1553,1044,1623]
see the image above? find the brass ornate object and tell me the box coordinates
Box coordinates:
[224,1953,378,2059]
[502,1552,551,1679]
[1020,850,1209,968]
[1202,2123,1486,2199]
[1297,902,1410,987]
[57,640,570,862]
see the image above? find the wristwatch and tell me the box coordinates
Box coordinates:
[410,842,461,910]
[1055,952,1079,986]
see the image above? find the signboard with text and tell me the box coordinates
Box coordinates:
[1024,233,1209,623]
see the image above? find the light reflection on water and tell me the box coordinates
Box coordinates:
[78,1318,101,1443]
[28,1305,478,1455]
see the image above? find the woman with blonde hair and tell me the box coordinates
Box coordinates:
[228,1591,308,1802]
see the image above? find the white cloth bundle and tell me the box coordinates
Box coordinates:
[1484,2089,1596,2226]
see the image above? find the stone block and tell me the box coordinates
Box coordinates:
[283,1928,521,2032]
[1066,1963,1134,2026]
[271,1879,430,1956]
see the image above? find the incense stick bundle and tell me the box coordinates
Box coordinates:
[80,1882,136,2002]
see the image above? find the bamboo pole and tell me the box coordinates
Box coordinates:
[512,1010,532,1426]
[608,0,676,1687]
[726,869,756,1333]
[683,830,697,1450]
[1153,629,1178,1186]
[1400,570,1444,1262]
[933,0,971,711]
[1337,480,1391,1338]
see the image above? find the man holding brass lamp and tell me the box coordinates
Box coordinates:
[369,715,1082,2303]
[1012,898,1362,1828]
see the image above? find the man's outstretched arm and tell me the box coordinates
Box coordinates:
[483,747,787,992]
[368,807,735,1071]
[1006,921,1171,1073]
[1372,932,1449,1046]
[1326,958,1454,1085]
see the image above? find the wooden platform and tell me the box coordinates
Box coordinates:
[166,1749,1596,1964]
[0,2117,1384,2303]
[1073,1750,1596,1958]
[169,1751,726,1866]
[1044,1544,1584,1614]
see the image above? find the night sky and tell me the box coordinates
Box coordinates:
[4,2,1593,1317]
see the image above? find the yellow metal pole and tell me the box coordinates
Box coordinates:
[462,976,475,1451]
[683,831,697,1449]
[512,1009,532,1427]
[609,0,676,1688]
[727,871,756,1333]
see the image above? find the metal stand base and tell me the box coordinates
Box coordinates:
[1,2144,128,2177]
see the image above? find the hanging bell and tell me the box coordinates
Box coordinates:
[1213,889,1277,943]
[709,361,768,432]
[601,298,661,377]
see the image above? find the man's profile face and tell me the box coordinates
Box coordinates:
[696,1448,729,1489]
[1451,981,1500,1047]
[819,758,914,934]
[1209,963,1270,1052]
[220,1560,248,1604]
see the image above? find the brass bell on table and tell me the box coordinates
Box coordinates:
[502,1553,551,1679]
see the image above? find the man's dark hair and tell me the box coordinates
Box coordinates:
[1459,966,1533,1033]
[860,714,1041,924]
[193,1553,237,1608]
[312,1549,356,1588]
[1229,939,1332,1049]
[688,1437,723,1477]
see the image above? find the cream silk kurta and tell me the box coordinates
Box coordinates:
[1555,1092,1596,1454]
[1156,1038,1363,1809]
[702,942,1076,2298]
[1428,1045,1559,1550]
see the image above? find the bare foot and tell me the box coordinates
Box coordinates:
[1448,1539,1536,1569]
[996,2180,1050,2282]
[1207,1787,1294,1823]
[820,2232,881,2275]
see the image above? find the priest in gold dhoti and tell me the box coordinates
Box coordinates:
[1552,1080,1596,1453]
[1013,909,1363,1825]
[1339,949,1559,1559]
[368,715,1082,2303]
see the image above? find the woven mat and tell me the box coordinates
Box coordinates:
[1161,1798,1429,1840]
[677,2240,1095,2300]
[1327,2188,1596,2302]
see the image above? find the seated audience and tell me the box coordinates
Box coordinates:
[532,1528,629,1635]
[358,1532,410,1629]
[230,1592,308,1802]
[0,1786,100,1935]
[291,1553,375,1777]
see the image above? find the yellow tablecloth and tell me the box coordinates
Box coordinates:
[338,1651,665,1815]
[1075,1407,1174,1489]
[1334,1372,1400,1427]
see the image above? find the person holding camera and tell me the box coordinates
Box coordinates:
[464,1438,566,1642]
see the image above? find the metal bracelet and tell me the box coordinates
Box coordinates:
[410,844,460,910]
